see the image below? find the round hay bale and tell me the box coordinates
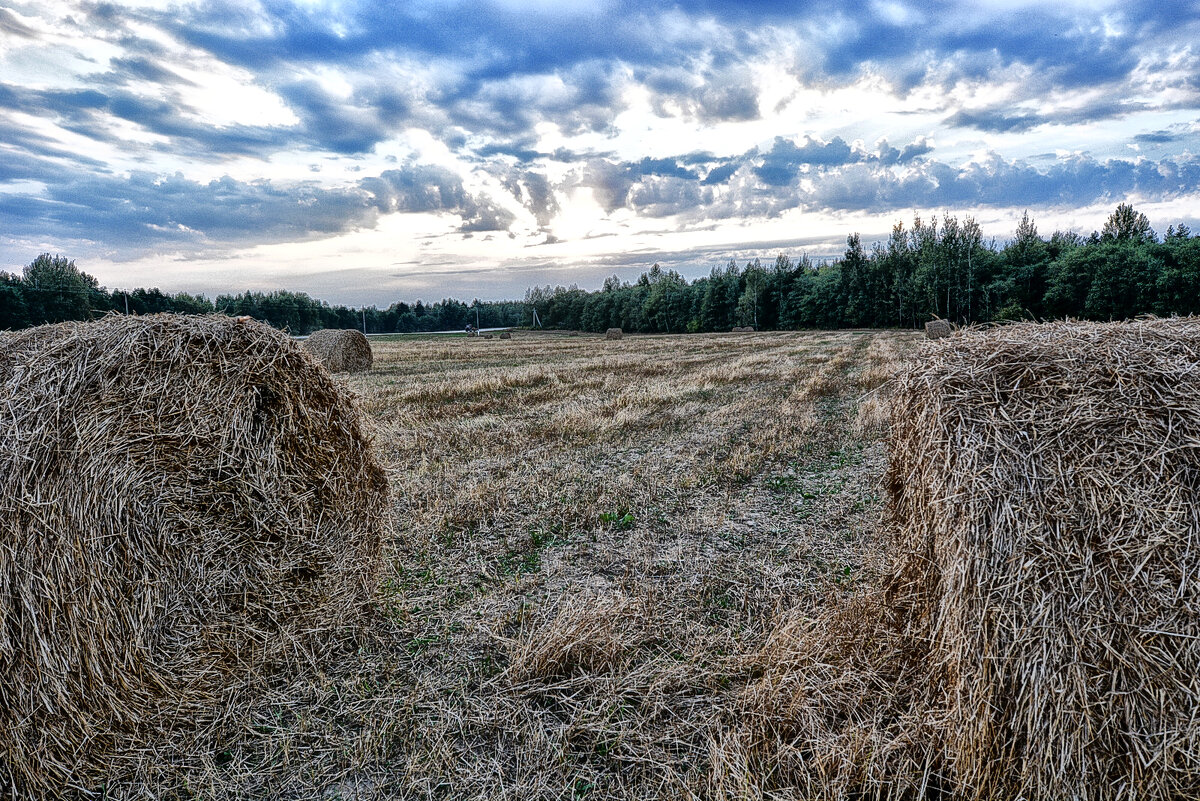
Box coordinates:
[606,327,623,340]
[0,314,388,796]
[924,318,951,339]
[884,319,1200,799]
[302,328,373,372]
[499,331,512,340]
[746,319,1200,800]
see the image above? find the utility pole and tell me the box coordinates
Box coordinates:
[361,308,366,335]
[124,293,129,315]
[476,305,480,331]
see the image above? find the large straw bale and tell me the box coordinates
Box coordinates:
[924,318,951,338]
[749,318,1200,800]
[0,314,388,797]
[303,327,373,372]
[606,327,623,340]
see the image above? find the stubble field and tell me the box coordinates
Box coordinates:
[226,328,918,799]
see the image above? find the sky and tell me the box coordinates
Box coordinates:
[1,1,1199,305]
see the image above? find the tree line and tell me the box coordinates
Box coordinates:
[0,257,528,334]
[2,204,1197,335]
[527,205,1200,333]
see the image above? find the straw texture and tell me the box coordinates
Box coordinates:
[303,328,373,372]
[748,318,1200,800]
[0,314,388,798]
[924,319,951,338]
[606,327,623,340]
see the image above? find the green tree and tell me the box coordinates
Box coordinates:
[1101,203,1155,244]
[0,272,31,329]
[22,254,104,324]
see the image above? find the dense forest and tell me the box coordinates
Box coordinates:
[526,204,1200,333]
[2,205,1198,335]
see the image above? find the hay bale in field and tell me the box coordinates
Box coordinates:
[302,327,373,372]
[732,325,754,332]
[924,318,951,339]
[0,314,389,797]
[751,318,1200,800]
[606,327,623,340]
[499,331,512,340]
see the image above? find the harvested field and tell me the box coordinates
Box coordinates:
[69,327,906,799]
[21,322,1192,800]
[17,327,911,797]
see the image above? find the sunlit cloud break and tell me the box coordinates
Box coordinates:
[1,0,1198,304]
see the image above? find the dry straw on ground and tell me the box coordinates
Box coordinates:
[744,318,1200,800]
[303,327,374,372]
[0,314,389,798]
[606,327,623,340]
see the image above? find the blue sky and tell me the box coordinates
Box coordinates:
[1,0,1198,304]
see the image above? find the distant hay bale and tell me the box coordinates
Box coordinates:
[482,333,494,340]
[606,327,623,340]
[499,331,512,340]
[732,326,754,332]
[0,314,389,797]
[749,318,1200,800]
[302,328,373,372]
[924,318,951,339]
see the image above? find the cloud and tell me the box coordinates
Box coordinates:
[0,158,520,257]
[0,82,290,160]
[277,79,407,155]
[754,136,862,185]
[0,171,373,256]
[0,7,38,38]
[946,99,1150,133]
[502,169,560,228]
[358,163,516,232]
[3,0,1199,300]
[804,153,1200,213]
[1133,121,1200,145]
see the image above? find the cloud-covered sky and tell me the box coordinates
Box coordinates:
[2,0,1198,304]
